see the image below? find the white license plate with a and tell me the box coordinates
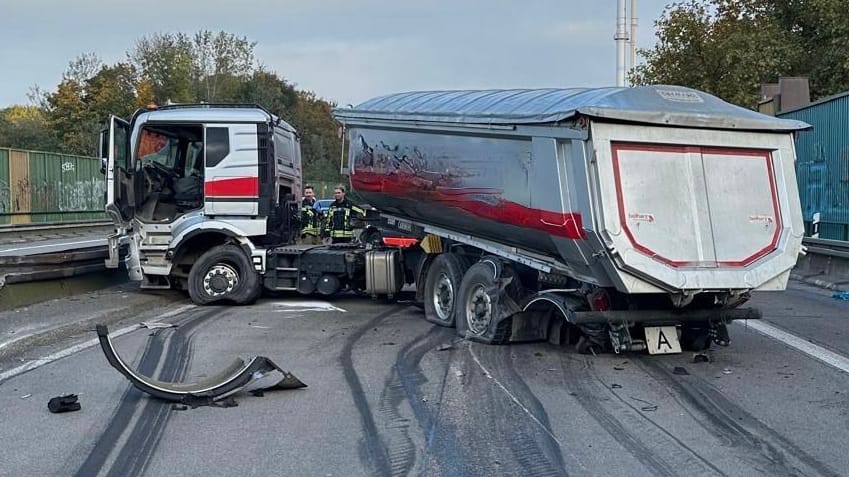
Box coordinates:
[645,326,681,355]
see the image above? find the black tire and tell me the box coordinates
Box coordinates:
[188,244,261,305]
[423,253,471,327]
[455,260,512,344]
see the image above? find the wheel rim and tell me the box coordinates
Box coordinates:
[433,273,455,321]
[465,284,492,335]
[203,263,239,296]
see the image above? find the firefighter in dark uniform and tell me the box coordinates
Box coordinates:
[322,186,365,244]
[299,185,322,245]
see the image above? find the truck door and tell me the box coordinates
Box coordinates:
[102,115,132,226]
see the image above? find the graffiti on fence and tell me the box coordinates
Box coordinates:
[60,178,104,211]
[0,179,9,213]
[8,176,104,213]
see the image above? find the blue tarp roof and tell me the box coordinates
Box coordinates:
[333,85,809,131]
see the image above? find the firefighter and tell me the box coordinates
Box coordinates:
[322,186,365,244]
[299,185,322,245]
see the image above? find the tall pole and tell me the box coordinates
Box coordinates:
[630,0,638,83]
[615,0,628,86]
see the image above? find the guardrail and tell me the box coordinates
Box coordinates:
[0,219,112,234]
[794,237,849,290]
[802,237,849,259]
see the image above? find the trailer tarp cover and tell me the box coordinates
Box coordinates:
[334,85,809,131]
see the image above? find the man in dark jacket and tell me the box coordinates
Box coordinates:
[322,186,365,243]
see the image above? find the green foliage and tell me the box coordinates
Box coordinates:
[0,106,59,151]
[3,30,344,183]
[632,0,849,106]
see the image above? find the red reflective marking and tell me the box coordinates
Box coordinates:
[611,142,781,268]
[383,237,419,247]
[204,177,259,197]
[351,171,585,240]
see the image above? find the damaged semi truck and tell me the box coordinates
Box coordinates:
[102,85,808,354]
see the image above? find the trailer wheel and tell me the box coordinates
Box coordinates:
[423,253,470,327]
[456,260,512,344]
[188,244,261,305]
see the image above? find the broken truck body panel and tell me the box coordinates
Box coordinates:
[96,325,305,404]
[333,85,808,296]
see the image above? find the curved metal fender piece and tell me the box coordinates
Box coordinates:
[95,324,306,404]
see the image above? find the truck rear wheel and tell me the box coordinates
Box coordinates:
[456,260,512,344]
[188,244,261,305]
[423,253,471,327]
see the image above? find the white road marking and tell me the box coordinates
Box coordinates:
[0,239,104,254]
[738,320,849,374]
[274,301,347,312]
[0,304,196,383]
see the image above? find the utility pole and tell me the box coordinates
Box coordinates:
[615,0,628,87]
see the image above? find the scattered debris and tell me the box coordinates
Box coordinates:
[436,343,454,351]
[381,342,396,346]
[534,352,543,357]
[20,394,32,399]
[249,389,265,397]
[692,353,711,363]
[611,383,622,389]
[613,366,625,371]
[96,324,306,408]
[247,323,271,329]
[48,394,81,414]
[140,321,176,329]
[673,366,690,376]
[722,368,733,375]
[777,371,794,377]
[832,291,849,301]
[630,396,658,412]
[171,404,189,411]
[455,370,465,378]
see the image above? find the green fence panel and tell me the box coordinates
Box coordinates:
[27,151,106,223]
[0,149,9,225]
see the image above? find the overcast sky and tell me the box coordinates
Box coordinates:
[0,0,672,108]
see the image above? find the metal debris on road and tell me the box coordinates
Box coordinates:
[722,368,733,375]
[611,383,622,389]
[631,396,658,412]
[140,321,177,329]
[48,394,81,414]
[436,343,454,351]
[95,324,306,408]
[673,366,690,375]
[692,353,711,363]
[20,393,32,399]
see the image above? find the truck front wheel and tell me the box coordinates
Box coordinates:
[188,244,261,305]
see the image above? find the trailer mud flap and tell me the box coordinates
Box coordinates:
[96,325,306,405]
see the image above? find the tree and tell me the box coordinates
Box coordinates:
[292,91,344,182]
[631,0,849,106]
[0,106,59,151]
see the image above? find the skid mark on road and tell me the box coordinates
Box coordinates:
[639,359,838,477]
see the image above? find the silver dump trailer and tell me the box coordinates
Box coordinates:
[333,85,808,353]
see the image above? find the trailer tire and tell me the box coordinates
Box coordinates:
[456,260,512,344]
[423,253,471,327]
[188,244,261,305]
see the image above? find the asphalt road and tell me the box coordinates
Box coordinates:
[0,281,848,477]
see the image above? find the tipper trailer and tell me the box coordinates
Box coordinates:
[102,86,808,353]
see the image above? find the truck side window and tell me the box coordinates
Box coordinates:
[205,127,230,167]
